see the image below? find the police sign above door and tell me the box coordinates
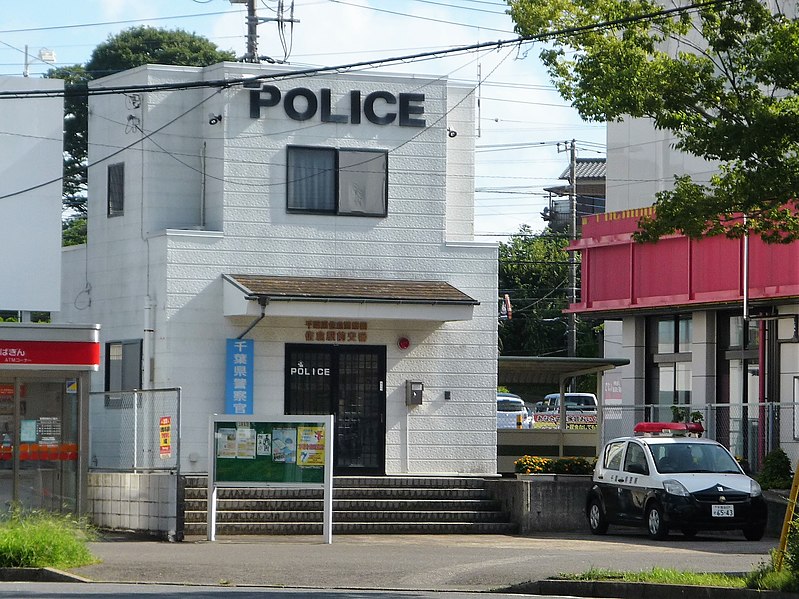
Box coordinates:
[250,86,425,127]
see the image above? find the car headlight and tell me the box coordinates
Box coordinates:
[750,479,762,497]
[662,479,690,497]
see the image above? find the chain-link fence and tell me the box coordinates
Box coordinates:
[602,402,799,473]
[89,388,181,471]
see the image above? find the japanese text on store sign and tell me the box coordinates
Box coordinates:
[225,339,253,415]
[0,347,30,364]
[304,320,368,343]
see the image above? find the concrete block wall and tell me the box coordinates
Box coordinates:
[87,472,181,541]
[485,475,593,533]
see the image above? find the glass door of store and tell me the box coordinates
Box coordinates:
[0,378,79,512]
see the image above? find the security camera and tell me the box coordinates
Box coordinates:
[447,128,457,138]
[209,114,223,125]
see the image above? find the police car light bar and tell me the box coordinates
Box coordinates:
[634,422,704,437]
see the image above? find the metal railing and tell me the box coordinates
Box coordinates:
[601,402,799,473]
[88,388,181,472]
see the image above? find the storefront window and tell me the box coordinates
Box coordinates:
[647,315,692,421]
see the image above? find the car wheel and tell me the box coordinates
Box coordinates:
[681,527,698,538]
[646,503,669,540]
[588,498,608,535]
[743,523,765,541]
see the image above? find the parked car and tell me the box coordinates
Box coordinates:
[586,422,767,540]
[537,392,598,412]
[496,392,531,429]
[533,393,598,429]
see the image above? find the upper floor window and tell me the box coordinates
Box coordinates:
[287,146,387,217]
[105,340,142,393]
[107,162,125,217]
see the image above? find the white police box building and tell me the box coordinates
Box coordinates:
[59,62,499,479]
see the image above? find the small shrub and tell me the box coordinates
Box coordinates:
[514,455,595,475]
[0,508,97,569]
[758,448,793,490]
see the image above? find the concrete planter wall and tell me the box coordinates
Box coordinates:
[485,475,592,534]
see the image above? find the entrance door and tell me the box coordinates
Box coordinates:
[285,344,386,475]
[0,377,79,512]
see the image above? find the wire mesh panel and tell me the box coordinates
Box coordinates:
[89,388,180,471]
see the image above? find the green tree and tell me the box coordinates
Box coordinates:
[47,27,236,245]
[498,225,598,357]
[506,0,799,243]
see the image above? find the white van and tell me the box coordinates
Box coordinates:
[533,392,597,429]
[496,392,531,429]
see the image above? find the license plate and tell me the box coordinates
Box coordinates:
[712,504,734,517]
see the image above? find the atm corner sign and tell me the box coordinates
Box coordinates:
[0,340,100,368]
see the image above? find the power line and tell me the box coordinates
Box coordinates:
[0,0,736,100]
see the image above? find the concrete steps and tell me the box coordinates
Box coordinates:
[183,476,517,535]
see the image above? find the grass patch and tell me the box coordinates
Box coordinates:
[0,509,98,569]
[560,567,746,588]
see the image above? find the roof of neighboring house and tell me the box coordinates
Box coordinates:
[558,157,606,181]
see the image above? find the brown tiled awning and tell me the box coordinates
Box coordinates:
[225,274,479,306]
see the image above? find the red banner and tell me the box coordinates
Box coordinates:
[0,341,100,367]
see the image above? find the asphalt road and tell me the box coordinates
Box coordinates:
[68,530,775,592]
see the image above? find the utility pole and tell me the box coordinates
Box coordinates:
[557,140,578,362]
[568,139,578,361]
[230,0,300,64]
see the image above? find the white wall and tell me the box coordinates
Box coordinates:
[60,63,499,476]
[0,77,63,311]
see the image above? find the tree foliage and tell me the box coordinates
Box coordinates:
[498,225,598,357]
[47,27,236,243]
[506,0,799,243]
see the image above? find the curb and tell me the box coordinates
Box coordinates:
[0,568,92,583]
[503,580,796,599]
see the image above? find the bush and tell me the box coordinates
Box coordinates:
[758,448,793,490]
[514,455,595,475]
[745,523,799,592]
[0,508,97,569]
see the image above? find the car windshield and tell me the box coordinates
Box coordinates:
[650,442,742,474]
[497,400,524,412]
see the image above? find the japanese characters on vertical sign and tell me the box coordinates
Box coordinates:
[160,416,172,459]
[225,339,253,415]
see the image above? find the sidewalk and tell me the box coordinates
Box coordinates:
[68,531,775,592]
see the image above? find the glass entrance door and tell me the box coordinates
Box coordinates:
[0,378,79,512]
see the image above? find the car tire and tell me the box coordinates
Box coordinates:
[743,523,765,542]
[646,503,669,540]
[588,498,608,535]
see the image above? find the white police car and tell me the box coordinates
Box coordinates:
[586,422,767,540]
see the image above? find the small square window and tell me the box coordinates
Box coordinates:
[107,163,124,217]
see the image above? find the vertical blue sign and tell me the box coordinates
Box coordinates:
[225,339,253,415]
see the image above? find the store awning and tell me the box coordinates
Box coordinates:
[498,356,629,387]
[223,274,479,321]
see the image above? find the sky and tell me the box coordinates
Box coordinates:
[0,0,606,240]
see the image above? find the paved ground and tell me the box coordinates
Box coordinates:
[69,531,776,592]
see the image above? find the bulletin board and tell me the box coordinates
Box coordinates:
[206,414,334,543]
[211,418,327,486]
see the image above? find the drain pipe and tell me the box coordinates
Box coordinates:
[238,297,268,339]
